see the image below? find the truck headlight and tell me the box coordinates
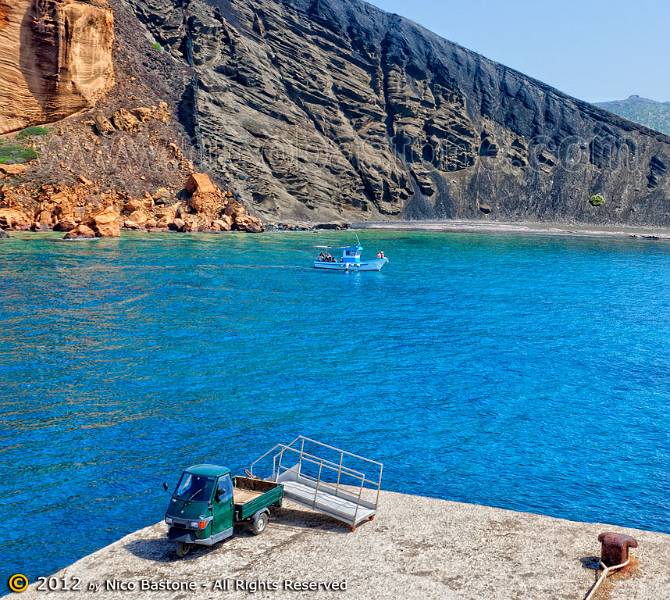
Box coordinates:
[165,517,173,525]
[189,521,199,529]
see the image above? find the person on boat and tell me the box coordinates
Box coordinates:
[380,251,385,259]
[376,251,382,259]
[318,252,325,262]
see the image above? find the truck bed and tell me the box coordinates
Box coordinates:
[233,488,262,505]
[233,477,283,521]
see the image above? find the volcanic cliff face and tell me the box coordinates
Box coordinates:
[2,0,670,227]
[118,0,670,225]
[0,0,114,134]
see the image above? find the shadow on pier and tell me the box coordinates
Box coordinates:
[124,507,349,563]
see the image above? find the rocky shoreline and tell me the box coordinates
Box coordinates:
[354,219,670,241]
[0,172,264,240]
[19,491,670,599]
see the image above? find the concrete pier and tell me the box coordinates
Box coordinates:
[22,491,670,599]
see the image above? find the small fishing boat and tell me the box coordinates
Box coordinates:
[314,238,389,272]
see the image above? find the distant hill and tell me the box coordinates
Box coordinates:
[596,96,670,135]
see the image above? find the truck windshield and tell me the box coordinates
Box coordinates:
[174,472,215,502]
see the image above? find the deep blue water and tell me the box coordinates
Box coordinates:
[1,231,669,581]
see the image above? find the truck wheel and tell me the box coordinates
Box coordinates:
[176,542,193,557]
[251,511,269,536]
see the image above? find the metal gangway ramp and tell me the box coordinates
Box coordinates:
[249,436,383,529]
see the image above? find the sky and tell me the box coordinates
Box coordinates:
[368,0,669,103]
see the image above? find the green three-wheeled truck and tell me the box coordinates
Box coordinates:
[163,437,383,557]
[163,464,284,557]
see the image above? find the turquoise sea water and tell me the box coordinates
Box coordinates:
[1,231,669,581]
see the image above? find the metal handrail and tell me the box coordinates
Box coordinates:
[294,438,384,495]
[252,444,371,483]
[251,438,382,480]
[277,451,376,496]
[250,444,282,473]
[290,435,384,467]
[282,446,369,481]
[249,436,384,513]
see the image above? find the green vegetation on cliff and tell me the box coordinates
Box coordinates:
[16,126,49,139]
[0,140,38,164]
[596,96,670,136]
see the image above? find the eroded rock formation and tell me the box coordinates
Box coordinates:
[121,0,670,226]
[3,0,670,227]
[0,0,114,134]
[0,206,32,230]
[0,172,264,236]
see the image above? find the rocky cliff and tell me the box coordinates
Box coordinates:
[0,0,115,134]
[0,0,263,236]
[118,0,670,226]
[2,0,670,227]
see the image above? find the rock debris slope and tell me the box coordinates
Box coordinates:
[120,0,670,225]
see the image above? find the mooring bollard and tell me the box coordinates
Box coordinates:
[598,532,639,568]
[584,533,639,600]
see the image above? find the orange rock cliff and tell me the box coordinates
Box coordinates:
[0,0,115,134]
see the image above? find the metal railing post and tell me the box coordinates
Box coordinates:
[299,438,305,476]
[313,460,324,508]
[353,482,363,526]
[335,451,344,494]
[276,447,285,483]
[376,464,383,509]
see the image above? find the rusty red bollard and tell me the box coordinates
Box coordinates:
[598,532,639,567]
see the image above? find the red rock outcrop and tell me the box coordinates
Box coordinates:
[59,204,121,239]
[64,223,95,239]
[0,173,263,235]
[0,164,29,177]
[90,205,120,237]
[186,173,222,220]
[183,173,264,232]
[0,207,31,230]
[53,215,78,231]
[0,0,115,134]
[224,201,264,233]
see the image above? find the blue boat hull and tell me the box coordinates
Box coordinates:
[314,258,389,272]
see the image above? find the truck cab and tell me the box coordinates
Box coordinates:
[164,464,283,557]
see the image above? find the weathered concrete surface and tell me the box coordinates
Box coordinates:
[23,491,670,599]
